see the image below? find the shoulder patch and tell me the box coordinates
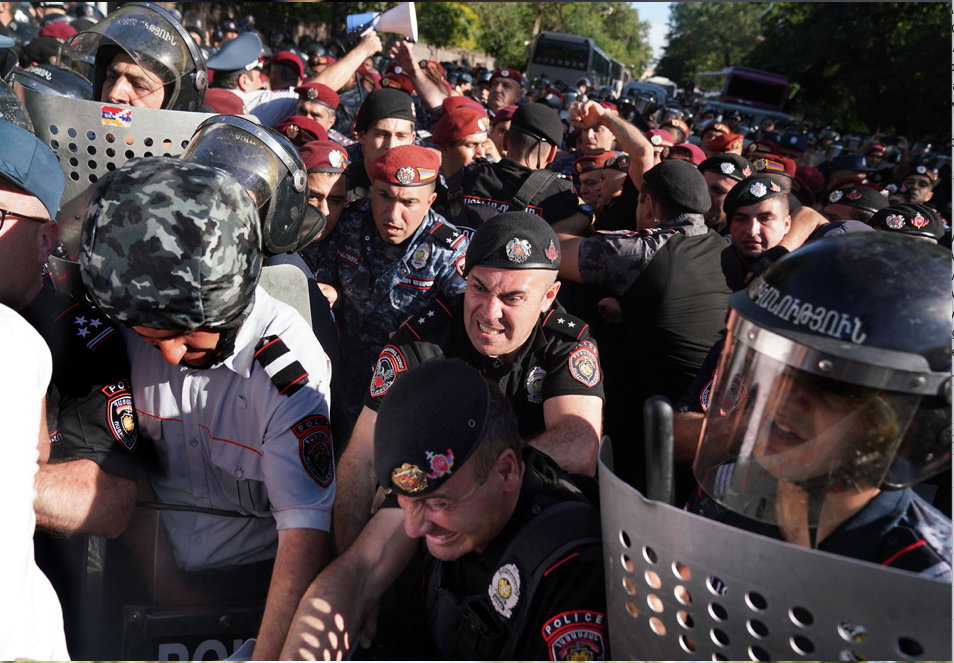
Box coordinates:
[102,380,138,452]
[292,415,334,486]
[542,309,588,341]
[542,610,607,661]
[568,344,600,387]
[370,345,407,398]
[255,335,310,398]
[455,253,466,278]
[402,297,455,340]
[428,219,466,249]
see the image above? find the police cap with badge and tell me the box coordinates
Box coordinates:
[869,203,944,242]
[0,120,65,218]
[368,145,440,188]
[295,82,339,110]
[826,185,889,214]
[375,359,494,496]
[699,154,754,182]
[723,173,788,219]
[463,211,560,276]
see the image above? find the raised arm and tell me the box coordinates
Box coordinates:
[572,100,655,189]
[313,31,383,92]
[281,508,417,660]
[389,39,448,112]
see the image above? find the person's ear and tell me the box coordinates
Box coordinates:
[36,220,58,266]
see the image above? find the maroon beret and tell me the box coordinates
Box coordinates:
[489,68,522,86]
[357,64,382,89]
[276,115,328,146]
[574,150,616,174]
[368,145,440,187]
[646,129,674,148]
[269,51,304,79]
[668,143,706,166]
[38,21,75,41]
[295,82,339,109]
[707,132,744,153]
[491,104,518,127]
[203,88,245,115]
[442,96,485,114]
[300,140,349,174]
[381,73,414,96]
[432,108,491,146]
[661,118,690,139]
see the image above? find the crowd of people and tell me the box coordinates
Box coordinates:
[0,2,950,661]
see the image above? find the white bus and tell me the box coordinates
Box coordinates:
[526,31,630,97]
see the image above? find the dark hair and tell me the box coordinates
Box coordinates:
[641,183,691,221]
[468,380,523,483]
[212,70,242,90]
[507,128,549,164]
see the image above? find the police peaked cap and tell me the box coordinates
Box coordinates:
[642,160,710,215]
[375,359,492,497]
[464,211,561,275]
[510,103,564,147]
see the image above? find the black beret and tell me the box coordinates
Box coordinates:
[642,160,710,214]
[698,154,754,182]
[510,102,564,147]
[869,204,943,241]
[374,359,490,497]
[723,174,788,220]
[825,185,890,214]
[464,211,561,275]
[354,88,416,133]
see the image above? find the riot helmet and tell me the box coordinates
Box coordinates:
[693,234,951,535]
[79,157,262,341]
[181,115,324,255]
[68,2,208,111]
[13,64,93,99]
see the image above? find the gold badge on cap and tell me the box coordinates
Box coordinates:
[392,463,427,493]
[396,166,415,186]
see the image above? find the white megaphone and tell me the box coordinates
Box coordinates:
[346,2,418,42]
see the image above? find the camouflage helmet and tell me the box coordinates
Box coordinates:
[79,157,262,330]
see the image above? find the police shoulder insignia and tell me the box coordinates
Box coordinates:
[542,610,607,662]
[403,298,455,339]
[255,335,309,397]
[568,344,600,387]
[370,345,407,398]
[489,563,521,619]
[526,366,547,404]
[429,220,466,249]
[102,380,138,452]
[455,253,466,278]
[292,415,334,487]
[543,309,588,340]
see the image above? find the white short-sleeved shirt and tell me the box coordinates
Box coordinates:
[233,87,299,127]
[0,304,69,660]
[125,288,335,570]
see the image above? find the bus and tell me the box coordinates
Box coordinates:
[694,66,790,113]
[526,31,630,97]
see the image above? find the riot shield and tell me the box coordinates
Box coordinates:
[20,87,226,257]
[63,504,269,661]
[598,438,951,660]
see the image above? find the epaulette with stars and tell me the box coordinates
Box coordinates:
[427,220,466,250]
[541,309,588,341]
[401,297,456,340]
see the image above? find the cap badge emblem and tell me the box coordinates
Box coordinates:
[477,117,490,132]
[500,70,509,77]
[754,158,767,171]
[829,190,843,203]
[846,191,862,200]
[396,166,416,186]
[750,182,767,198]
[392,463,427,493]
[506,238,531,263]
[393,65,403,74]
[769,181,781,192]
[720,162,735,175]
[285,124,299,140]
[329,150,346,169]
[425,449,454,479]
[885,214,905,229]
[545,240,559,262]
[742,166,752,177]
[650,135,662,146]
[916,165,926,174]
[911,212,928,228]
[306,87,319,100]
[790,136,798,144]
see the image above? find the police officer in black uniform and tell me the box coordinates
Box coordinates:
[0,120,138,657]
[454,103,589,234]
[282,359,607,661]
[333,212,604,550]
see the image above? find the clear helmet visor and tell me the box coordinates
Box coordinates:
[180,122,286,209]
[692,320,920,533]
[69,4,193,85]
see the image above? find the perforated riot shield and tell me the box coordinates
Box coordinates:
[597,439,951,661]
[21,87,225,256]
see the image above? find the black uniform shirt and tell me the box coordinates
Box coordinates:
[461,158,579,226]
[364,294,604,440]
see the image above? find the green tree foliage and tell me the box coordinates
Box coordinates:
[656,2,767,88]
[747,2,948,138]
[470,2,652,71]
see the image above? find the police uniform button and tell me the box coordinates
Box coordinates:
[189,439,198,447]
[235,469,244,479]
[400,267,408,275]
[194,536,202,544]
[365,235,371,241]
[531,504,542,514]
[196,494,204,501]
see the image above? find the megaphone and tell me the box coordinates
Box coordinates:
[346,2,418,42]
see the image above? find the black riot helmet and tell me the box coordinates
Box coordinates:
[181,115,327,256]
[13,64,93,99]
[694,234,950,532]
[68,2,207,111]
